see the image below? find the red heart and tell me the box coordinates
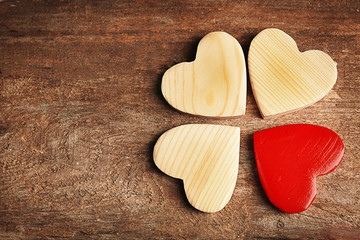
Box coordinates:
[254,124,344,213]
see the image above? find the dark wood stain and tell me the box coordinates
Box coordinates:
[0,0,359,239]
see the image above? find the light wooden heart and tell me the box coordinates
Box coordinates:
[153,124,240,212]
[162,32,247,117]
[248,28,337,118]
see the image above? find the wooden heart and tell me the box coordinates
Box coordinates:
[248,28,337,118]
[153,124,240,212]
[254,124,344,213]
[162,32,247,117]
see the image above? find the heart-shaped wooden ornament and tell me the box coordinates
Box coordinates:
[248,28,337,118]
[254,124,344,213]
[162,32,247,117]
[153,124,240,212]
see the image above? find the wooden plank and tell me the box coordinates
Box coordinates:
[1,0,359,239]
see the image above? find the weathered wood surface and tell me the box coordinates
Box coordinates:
[0,0,359,239]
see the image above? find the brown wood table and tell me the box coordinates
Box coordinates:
[1,0,359,239]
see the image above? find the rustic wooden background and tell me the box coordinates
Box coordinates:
[1,0,359,239]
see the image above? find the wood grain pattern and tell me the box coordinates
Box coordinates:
[249,28,337,118]
[153,124,240,213]
[162,32,247,117]
[0,0,359,239]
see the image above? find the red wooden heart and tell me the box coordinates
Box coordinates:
[254,124,344,213]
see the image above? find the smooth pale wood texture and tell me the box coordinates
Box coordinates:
[254,124,344,214]
[162,32,247,117]
[153,124,240,213]
[248,28,338,118]
[1,0,359,239]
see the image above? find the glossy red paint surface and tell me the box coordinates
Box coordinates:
[254,124,344,213]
